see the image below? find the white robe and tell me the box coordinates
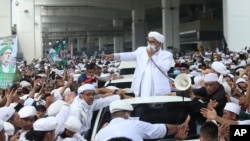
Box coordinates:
[116,47,173,96]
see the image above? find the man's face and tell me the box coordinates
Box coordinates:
[180,67,189,74]
[204,82,219,95]
[147,37,161,51]
[1,49,12,65]
[80,90,95,105]
[222,110,236,120]
[86,68,95,77]
[21,116,36,130]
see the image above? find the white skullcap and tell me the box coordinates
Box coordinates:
[37,74,47,77]
[20,81,31,88]
[211,61,229,84]
[64,116,82,133]
[47,100,65,117]
[109,100,133,113]
[4,122,14,136]
[77,84,95,95]
[148,31,165,43]
[236,68,245,72]
[204,73,218,83]
[0,119,3,131]
[0,107,15,122]
[18,106,36,118]
[33,117,58,131]
[236,78,247,84]
[224,102,241,115]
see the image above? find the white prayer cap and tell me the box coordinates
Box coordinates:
[33,117,58,131]
[109,100,133,113]
[0,119,3,131]
[20,81,31,88]
[0,107,15,122]
[236,78,247,84]
[148,31,165,43]
[4,122,14,136]
[224,102,241,115]
[18,106,36,118]
[47,100,65,117]
[37,74,47,78]
[64,116,82,133]
[236,68,245,72]
[77,84,95,95]
[204,73,218,83]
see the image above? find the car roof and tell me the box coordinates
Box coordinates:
[122,95,191,104]
[118,61,136,69]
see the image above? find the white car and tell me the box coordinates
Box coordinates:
[89,96,199,141]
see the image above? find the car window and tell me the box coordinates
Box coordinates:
[94,101,197,141]
[119,68,135,75]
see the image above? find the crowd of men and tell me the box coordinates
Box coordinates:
[1,31,250,141]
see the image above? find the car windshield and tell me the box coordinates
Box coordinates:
[94,101,197,141]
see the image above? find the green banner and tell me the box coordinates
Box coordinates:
[0,35,17,88]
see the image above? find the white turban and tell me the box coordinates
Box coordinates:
[211,61,229,84]
[224,102,241,115]
[148,31,165,43]
[204,73,218,83]
[77,84,96,95]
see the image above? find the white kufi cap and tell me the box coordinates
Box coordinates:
[4,122,14,136]
[224,102,241,115]
[47,100,66,117]
[0,107,15,122]
[33,117,58,131]
[18,106,36,118]
[204,73,218,83]
[109,100,133,113]
[65,116,82,133]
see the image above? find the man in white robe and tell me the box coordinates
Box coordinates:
[103,31,173,97]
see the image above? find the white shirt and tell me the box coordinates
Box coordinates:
[94,117,166,141]
[70,95,120,135]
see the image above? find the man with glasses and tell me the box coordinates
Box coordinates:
[69,84,122,140]
[102,31,173,97]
